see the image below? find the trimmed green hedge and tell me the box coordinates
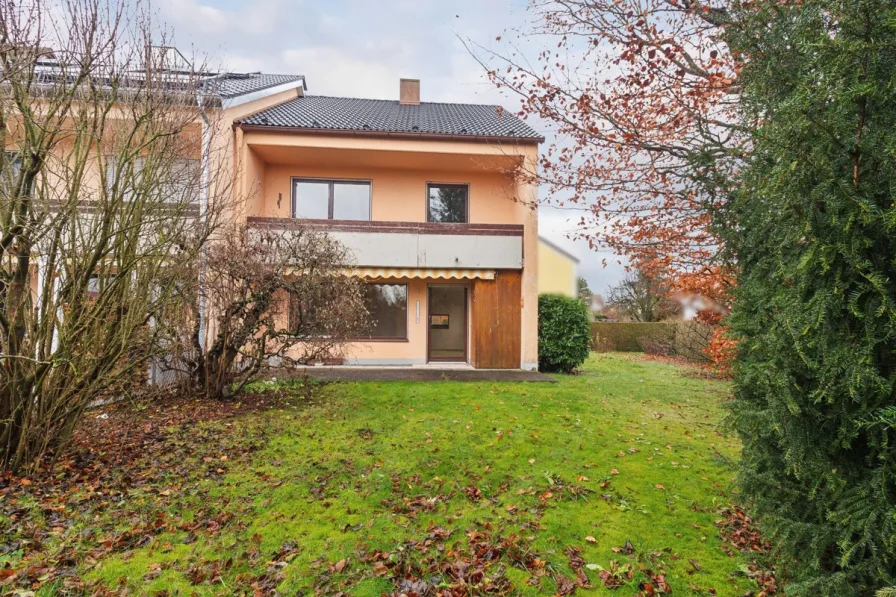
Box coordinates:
[538,294,591,373]
[591,321,711,362]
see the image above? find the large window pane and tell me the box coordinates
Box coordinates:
[365,284,407,339]
[294,181,329,219]
[167,159,200,204]
[333,183,370,220]
[2,152,22,198]
[428,184,468,223]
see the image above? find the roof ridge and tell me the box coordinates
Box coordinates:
[237,93,543,142]
[302,94,504,109]
[229,72,302,78]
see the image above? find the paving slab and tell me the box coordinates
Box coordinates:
[284,367,556,383]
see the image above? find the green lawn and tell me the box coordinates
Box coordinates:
[4,354,768,596]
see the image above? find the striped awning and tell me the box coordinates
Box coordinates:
[347,267,495,280]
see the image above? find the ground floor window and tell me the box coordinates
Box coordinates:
[287,283,408,340]
[364,283,407,339]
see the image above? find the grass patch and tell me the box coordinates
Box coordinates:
[2,354,769,596]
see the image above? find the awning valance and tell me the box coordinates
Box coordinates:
[347,267,495,280]
[283,267,497,280]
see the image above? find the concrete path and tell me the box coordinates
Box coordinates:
[290,367,556,383]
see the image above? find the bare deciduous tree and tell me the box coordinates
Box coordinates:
[0,0,230,472]
[607,270,679,322]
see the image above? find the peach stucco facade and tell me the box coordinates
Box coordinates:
[16,72,541,370]
[231,129,540,369]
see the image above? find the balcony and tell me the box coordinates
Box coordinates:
[247,217,524,270]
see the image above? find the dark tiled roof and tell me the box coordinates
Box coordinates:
[200,73,305,99]
[30,60,304,101]
[237,95,543,141]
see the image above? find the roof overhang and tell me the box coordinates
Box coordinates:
[221,77,307,110]
[539,236,580,263]
[233,123,543,145]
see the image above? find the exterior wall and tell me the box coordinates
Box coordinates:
[537,240,578,298]
[516,155,539,371]
[237,132,539,369]
[234,131,539,369]
[275,277,475,366]
[257,162,522,225]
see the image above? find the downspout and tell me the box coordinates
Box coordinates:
[195,92,211,354]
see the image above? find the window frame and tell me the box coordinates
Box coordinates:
[426,182,470,224]
[286,282,409,341]
[2,151,22,197]
[291,177,372,221]
[360,282,409,342]
[287,290,317,335]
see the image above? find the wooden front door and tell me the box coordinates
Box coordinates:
[470,271,522,369]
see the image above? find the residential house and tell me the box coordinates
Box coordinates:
[13,53,543,370]
[537,237,579,298]
[235,78,543,370]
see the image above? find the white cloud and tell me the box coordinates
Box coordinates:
[281,46,402,98]
[160,0,230,35]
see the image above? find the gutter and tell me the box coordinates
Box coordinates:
[232,123,544,145]
[196,92,211,353]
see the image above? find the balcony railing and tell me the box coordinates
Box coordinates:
[247,217,524,270]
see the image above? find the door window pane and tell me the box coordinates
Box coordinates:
[365,284,407,339]
[333,183,370,220]
[294,181,329,219]
[428,184,468,223]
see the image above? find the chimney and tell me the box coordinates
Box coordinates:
[400,78,420,105]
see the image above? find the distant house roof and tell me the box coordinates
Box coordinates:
[236,95,544,142]
[539,237,580,263]
[199,73,306,100]
[29,56,305,106]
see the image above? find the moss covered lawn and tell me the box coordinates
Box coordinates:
[0,354,773,596]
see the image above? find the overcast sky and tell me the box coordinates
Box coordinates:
[156,0,627,294]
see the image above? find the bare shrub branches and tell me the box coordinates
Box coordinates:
[164,224,370,400]
[0,0,230,472]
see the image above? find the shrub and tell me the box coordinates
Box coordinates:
[538,294,591,373]
[590,321,713,363]
[673,321,713,364]
[591,322,677,352]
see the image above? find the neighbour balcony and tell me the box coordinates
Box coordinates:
[247,217,524,270]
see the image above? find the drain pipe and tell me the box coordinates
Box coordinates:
[195,92,211,353]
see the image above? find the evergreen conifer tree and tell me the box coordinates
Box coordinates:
[724,1,896,593]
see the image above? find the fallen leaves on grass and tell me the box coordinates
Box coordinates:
[717,506,777,594]
[0,391,292,594]
[597,560,634,589]
[611,540,636,555]
[354,524,601,597]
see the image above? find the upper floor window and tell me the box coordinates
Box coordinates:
[293,178,371,221]
[105,157,199,204]
[427,183,468,223]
